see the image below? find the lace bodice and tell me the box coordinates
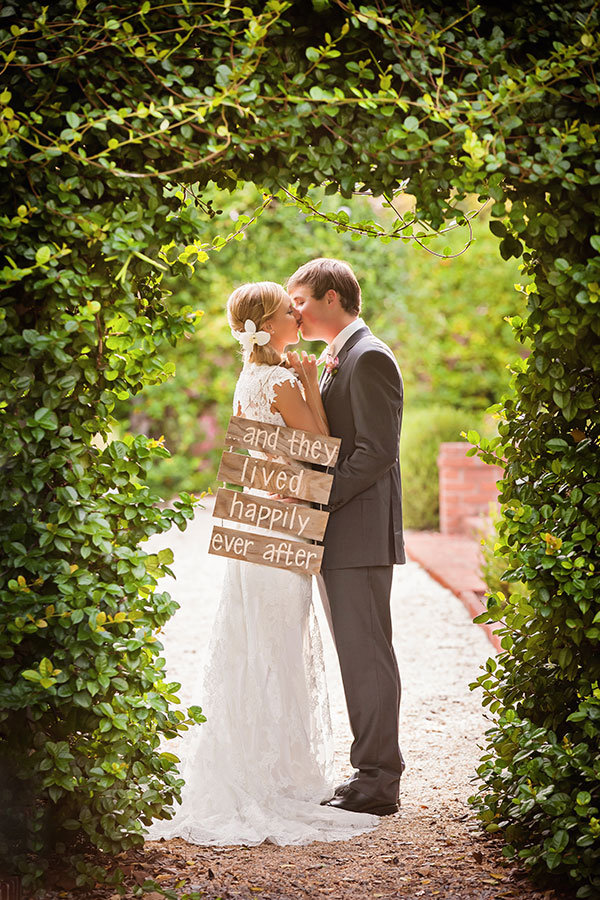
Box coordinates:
[233,362,303,426]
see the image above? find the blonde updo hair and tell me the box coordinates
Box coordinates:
[227,281,287,366]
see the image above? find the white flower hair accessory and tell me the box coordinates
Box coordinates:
[232,319,271,353]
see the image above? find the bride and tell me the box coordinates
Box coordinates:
[146,281,380,846]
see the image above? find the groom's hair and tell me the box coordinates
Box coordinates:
[287,258,361,315]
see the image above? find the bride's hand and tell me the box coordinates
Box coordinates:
[286,350,306,383]
[299,351,318,384]
[287,351,318,390]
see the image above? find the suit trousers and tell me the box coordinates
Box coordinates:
[318,565,405,804]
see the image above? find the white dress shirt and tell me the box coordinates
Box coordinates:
[318,317,366,363]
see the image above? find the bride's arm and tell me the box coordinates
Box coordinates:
[272,376,330,436]
[285,351,330,436]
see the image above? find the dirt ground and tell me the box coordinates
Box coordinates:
[37,806,573,900]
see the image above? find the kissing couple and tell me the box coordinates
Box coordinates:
[147,257,406,846]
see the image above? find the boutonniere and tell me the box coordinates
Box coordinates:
[324,354,339,377]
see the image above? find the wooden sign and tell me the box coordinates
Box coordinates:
[209,525,324,576]
[210,415,338,575]
[213,487,329,542]
[217,450,333,505]
[225,416,340,468]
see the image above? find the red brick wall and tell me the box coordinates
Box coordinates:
[437,442,503,535]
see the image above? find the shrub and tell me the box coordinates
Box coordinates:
[0,297,205,885]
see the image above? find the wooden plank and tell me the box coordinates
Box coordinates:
[225,415,340,468]
[209,525,323,575]
[213,487,329,542]
[217,451,333,505]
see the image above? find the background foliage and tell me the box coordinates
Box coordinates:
[124,185,523,503]
[1,0,599,895]
[400,405,489,530]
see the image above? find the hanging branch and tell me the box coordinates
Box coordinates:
[275,184,491,259]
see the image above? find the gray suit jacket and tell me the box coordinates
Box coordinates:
[320,326,405,569]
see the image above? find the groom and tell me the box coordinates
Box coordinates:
[287,257,406,817]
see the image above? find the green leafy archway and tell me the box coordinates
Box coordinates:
[1,1,599,893]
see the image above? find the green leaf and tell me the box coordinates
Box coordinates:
[35,245,51,265]
[551,829,569,852]
[159,751,180,764]
[309,86,328,100]
[489,220,507,238]
[188,705,207,723]
[403,115,419,132]
[499,236,523,260]
[21,669,41,682]
[39,657,53,677]
[33,407,59,430]
[215,64,232,86]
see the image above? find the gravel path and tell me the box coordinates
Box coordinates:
[147,498,493,814]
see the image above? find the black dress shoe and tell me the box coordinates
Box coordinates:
[322,786,399,817]
[319,779,355,806]
[332,772,359,796]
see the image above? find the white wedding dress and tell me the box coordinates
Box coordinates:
[146,362,380,846]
